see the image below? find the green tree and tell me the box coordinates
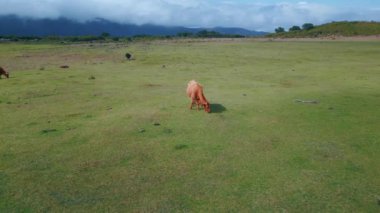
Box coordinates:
[275,27,285,33]
[196,30,222,38]
[289,26,301,32]
[302,23,314,30]
[177,32,194,37]
[101,32,110,38]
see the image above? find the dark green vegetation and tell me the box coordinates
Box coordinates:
[1,40,380,211]
[0,29,244,43]
[270,21,380,38]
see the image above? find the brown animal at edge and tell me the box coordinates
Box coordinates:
[0,67,9,79]
[187,80,211,113]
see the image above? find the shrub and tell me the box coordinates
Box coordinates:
[289,26,301,32]
[302,23,315,30]
[275,27,285,33]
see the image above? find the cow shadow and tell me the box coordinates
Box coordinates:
[210,103,227,113]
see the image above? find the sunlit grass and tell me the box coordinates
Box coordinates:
[1,40,379,211]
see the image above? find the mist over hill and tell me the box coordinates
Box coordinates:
[0,15,268,37]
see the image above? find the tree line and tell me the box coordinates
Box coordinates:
[275,23,314,33]
[0,30,245,42]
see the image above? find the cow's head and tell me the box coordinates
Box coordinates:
[5,71,9,78]
[204,102,211,113]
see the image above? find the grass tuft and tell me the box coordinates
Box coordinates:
[174,144,188,150]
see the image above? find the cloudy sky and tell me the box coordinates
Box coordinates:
[2,0,380,32]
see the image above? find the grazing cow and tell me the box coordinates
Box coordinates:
[0,66,9,79]
[125,53,132,60]
[187,80,211,113]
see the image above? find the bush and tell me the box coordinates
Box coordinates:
[302,23,314,31]
[177,32,194,37]
[275,27,285,33]
[196,30,223,38]
[289,26,301,32]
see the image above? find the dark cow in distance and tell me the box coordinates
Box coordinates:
[125,53,132,60]
[0,67,9,79]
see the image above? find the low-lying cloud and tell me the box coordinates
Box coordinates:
[2,0,380,31]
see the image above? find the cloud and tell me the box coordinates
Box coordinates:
[1,0,379,31]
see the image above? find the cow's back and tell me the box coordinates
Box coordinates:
[187,80,201,98]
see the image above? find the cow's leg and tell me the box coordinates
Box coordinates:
[190,99,196,109]
[190,94,198,110]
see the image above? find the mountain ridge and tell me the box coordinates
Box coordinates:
[0,15,268,37]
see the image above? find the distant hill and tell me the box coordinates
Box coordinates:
[0,15,267,37]
[268,21,380,38]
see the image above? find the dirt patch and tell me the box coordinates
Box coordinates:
[175,144,188,150]
[15,54,32,58]
[142,83,162,87]
[3,45,117,71]
[280,80,295,88]
[66,113,84,118]
[41,129,58,134]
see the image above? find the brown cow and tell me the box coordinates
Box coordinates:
[0,67,9,79]
[187,80,211,113]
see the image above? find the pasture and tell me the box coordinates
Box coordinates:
[1,39,379,212]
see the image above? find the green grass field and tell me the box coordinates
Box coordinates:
[1,39,380,212]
